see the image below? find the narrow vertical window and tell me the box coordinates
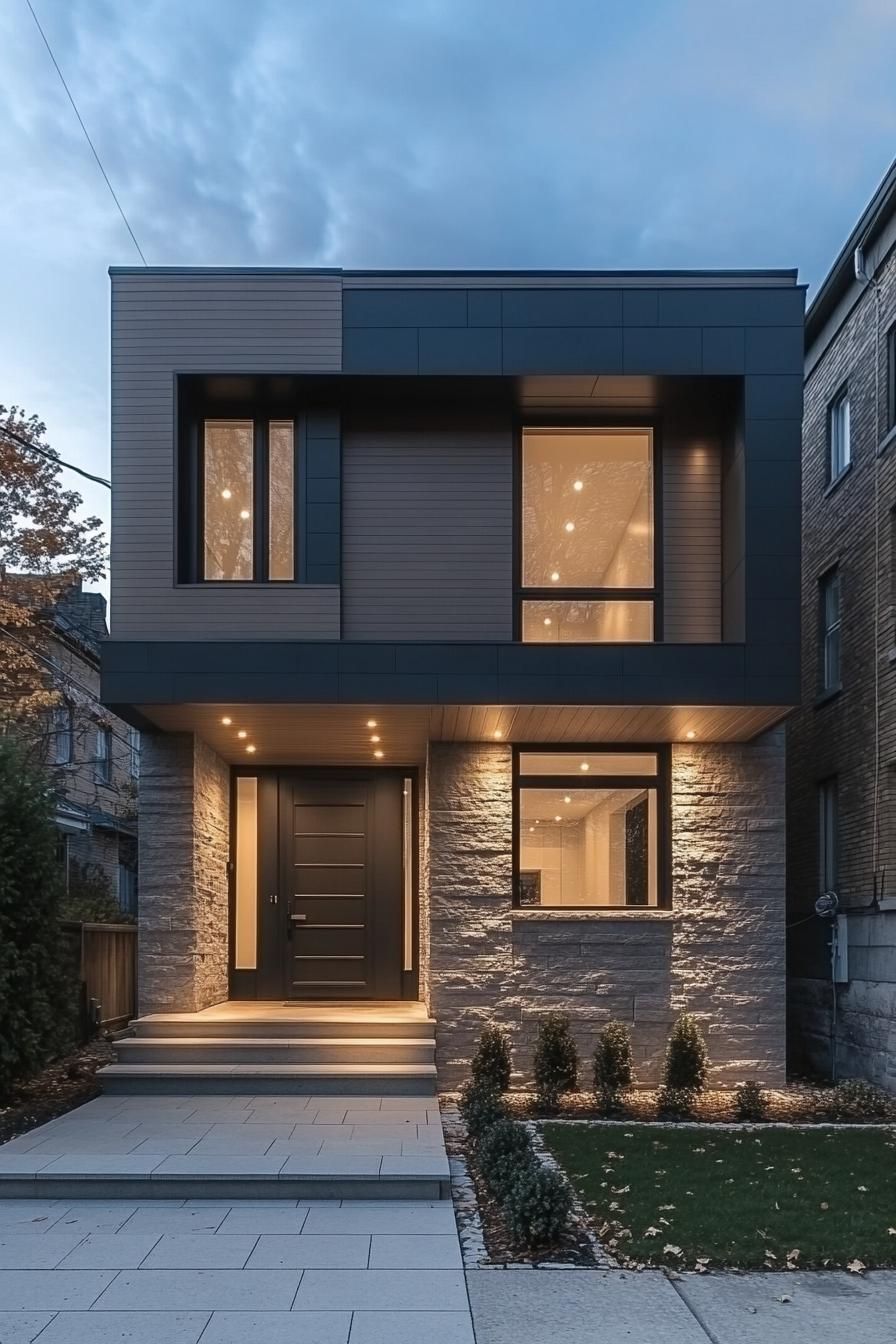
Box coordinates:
[268,421,295,580]
[52,704,73,764]
[204,420,254,580]
[819,568,841,692]
[827,389,850,483]
[818,777,838,895]
[888,324,896,433]
[235,776,258,970]
[128,727,141,778]
[95,727,112,783]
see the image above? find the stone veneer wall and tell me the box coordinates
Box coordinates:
[138,733,230,1014]
[427,729,786,1089]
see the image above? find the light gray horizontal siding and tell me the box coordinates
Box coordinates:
[342,425,513,640]
[662,429,722,642]
[110,273,341,640]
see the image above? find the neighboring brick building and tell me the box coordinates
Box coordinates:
[788,161,896,1088]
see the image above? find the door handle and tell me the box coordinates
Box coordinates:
[291,913,307,923]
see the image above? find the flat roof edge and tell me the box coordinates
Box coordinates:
[109,265,801,288]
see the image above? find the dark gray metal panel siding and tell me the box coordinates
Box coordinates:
[341,423,513,640]
[662,421,721,642]
[110,272,342,639]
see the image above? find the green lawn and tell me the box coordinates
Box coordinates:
[543,1122,896,1270]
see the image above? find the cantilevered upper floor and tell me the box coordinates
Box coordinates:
[104,267,804,715]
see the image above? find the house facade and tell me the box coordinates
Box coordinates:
[788,162,896,1089]
[101,267,803,1088]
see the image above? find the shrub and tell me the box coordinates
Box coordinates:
[734,1080,768,1122]
[663,1013,709,1096]
[533,1013,579,1109]
[593,1020,634,1111]
[478,1118,533,1187]
[0,739,78,1098]
[458,1078,507,1142]
[59,860,129,925]
[656,1085,696,1119]
[471,1024,512,1093]
[827,1078,893,1123]
[503,1162,573,1250]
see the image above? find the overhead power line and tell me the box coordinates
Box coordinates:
[25,0,147,265]
[1,425,111,490]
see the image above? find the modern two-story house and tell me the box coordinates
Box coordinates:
[100,267,803,1091]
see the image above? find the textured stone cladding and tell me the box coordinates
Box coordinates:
[427,732,786,1089]
[788,245,896,1088]
[137,733,229,1014]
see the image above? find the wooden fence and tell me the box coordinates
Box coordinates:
[60,921,137,1034]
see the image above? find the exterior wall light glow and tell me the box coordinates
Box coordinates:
[543,617,552,626]
[580,762,590,771]
[554,814,562,822]
[563,795,571,803]
[686,730,697,740]
[493,730,503,739]
[370,735,380,743]
[239,509,250,520]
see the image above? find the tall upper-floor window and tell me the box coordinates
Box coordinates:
[827,388,850,484]
[52,704,73,765]
[95,727,112,783]
[520,428,655,642]
[128,727,141,779]
[819,567,841,693]
[201,418,295,582]
[818,776,838,896]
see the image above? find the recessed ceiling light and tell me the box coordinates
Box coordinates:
[239,509,250,520]
[367,719,377,729]
[370,735,380,743]
[493,730,503,740]
[573,480,584,492]
[221,488,232,500]
[221,716,232,726]
[580,762,590,771]
[237,730,247,739]
[373,749,384,759]
[686,730,696,740]
[543,617,552,626]
[564,521,575,533]
[564,795,571,803]
[550,571,560,582]
[529,826,535,832]
[245,744,256,754]
[554,814,562,822]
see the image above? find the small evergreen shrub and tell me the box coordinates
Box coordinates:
[734,1080,768,1122]
[533,1013,579,1109]
[663,1013,709,1096]
[471,1024,511,1093]
[656,1085,696,1119]
[503,1163,573,1250]
[827,1078,893,1122]
[478,1118,533,1187]
[593,1020,634,1111]
[458,1078,507,1142]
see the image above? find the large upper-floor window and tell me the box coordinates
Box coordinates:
[52,704,73,765]
[827,388,850,485]
[515,749,667,908]
[200,418,295,582]
[520,428,655,641]
[819,567,841,693]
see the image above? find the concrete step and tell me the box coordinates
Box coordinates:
[134,1013,436,1041]
[99,1061,438,1096]
[116,1036,436,1066]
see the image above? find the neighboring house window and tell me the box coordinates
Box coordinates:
[95,727,112,782]
[514,749,667,908]
[128,727,141,778]
[827,388,850,483]
[201,418,295,582]
[819,567,841,693]
[52,704,73,764]
[888,323,896,434]
[519,427,655,642]
[118,864,138,917]
[818,776,839,896]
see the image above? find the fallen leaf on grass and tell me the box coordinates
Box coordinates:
[820,1202,829,1211]
[785,1249,800,1268]
[857,1186,868,1193]
[643,1226,661,1238]
[664,1244,683,1257]
[888,1228,896,1236]
[694,1257,711,1274]
[658,1203,676,1211]
[847,1260,866,1275]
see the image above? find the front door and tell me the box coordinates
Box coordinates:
[277,772,403,999]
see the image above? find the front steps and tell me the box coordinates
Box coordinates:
[99,1001,438,1097]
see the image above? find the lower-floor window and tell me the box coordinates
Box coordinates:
[515,749,666,908]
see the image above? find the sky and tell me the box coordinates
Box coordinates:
[1,0,895,580]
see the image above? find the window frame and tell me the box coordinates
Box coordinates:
[818,776,839,896]
[179,410,301,585]
[52,703,73,765]
[95,726,112,783]
[826,386,851,486]
[128,726,141,779]
[818,565,842,695]
[511,743,672,911]
[513,419,663,642]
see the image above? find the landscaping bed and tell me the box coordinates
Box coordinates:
[0,1039,112,1145]
[542,1121,896,1272]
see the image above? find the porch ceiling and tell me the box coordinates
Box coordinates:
[135,702,789,765]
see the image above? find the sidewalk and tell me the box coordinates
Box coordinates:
[466,1265,896,1344]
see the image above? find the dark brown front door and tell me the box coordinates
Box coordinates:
[278,772,402,999]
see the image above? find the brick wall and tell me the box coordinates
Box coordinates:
[137,733,229,1014]
[788,245,896,1086]
[427,732,786,1089]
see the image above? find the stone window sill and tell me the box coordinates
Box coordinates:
[878,424,896,457]
[512,908,675,922]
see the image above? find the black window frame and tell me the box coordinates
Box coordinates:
[513,419,663,643]
[818,565,842,695]
[179,411,301,585]
[512,744,672,910]
[818,775,839,896]
[826,385,851,486]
